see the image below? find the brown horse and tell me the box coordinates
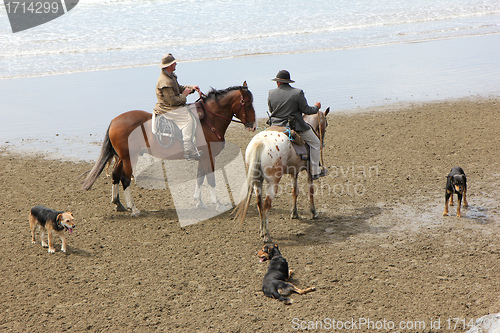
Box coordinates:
[82,82,256,216]
[235,108,329,242]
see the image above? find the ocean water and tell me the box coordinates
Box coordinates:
[1,0,499,78]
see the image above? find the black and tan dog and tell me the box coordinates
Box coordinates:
[443,166,468,217]
[257,244,315,305]
[29,205,75,253]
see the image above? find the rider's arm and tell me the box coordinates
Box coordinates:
[179,85,200,96]
[297,90,320,115]
[159,86,187,107]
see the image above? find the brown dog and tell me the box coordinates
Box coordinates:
[29,205,75,253]
[257,244,315,304]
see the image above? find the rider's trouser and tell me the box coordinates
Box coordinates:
[298,128,321,175]
[153,106,196,151]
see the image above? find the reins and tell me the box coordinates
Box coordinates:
[317,112,325,168]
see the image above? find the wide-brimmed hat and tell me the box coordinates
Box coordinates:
[159,53,176,68]
[272,70,295,83]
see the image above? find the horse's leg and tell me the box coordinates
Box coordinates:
[207,171,228,212]
[290,174,300,219]
[255,184,264,238]
[308,175,318,219]
[194,157,227,211]
[111,160,128,212]
[203,171,221,209]
[122,158,141,216]
[193,161,208,209]
[262,180,279,243]
[193,178,207,209]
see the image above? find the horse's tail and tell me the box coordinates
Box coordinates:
[234,140,264,224]
[81,123,116,190]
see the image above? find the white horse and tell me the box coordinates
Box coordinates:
[235,108,329,242]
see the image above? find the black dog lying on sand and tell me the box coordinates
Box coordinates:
[443,166,468,217]
[257,244,315,305]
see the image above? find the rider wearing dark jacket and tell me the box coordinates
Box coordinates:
[268,70,327,180]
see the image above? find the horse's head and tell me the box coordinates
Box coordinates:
[318,107,329,139]
[203,81,257,132]
[304,107,330,141]
[233,81,257,131]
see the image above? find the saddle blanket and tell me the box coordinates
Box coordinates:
[266,126,309,160]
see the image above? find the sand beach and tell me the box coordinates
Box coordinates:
[2,0,500,328]
[1,95,499,331]
[1,11,500,328]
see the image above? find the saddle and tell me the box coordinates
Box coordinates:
[266,126,309,160]
[153,103,201,148]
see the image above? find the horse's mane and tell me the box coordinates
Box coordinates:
[203,86,253,103]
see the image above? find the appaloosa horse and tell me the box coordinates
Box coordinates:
[235,108,329,242]
[82,82,256,216]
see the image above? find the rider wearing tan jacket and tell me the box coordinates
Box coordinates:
[154,53,201,159]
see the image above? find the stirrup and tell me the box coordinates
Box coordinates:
[311,167,328,180]
[184,147,203,160]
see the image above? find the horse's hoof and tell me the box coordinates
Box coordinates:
[263,236,272,243]
[194,199,208,209]
[291,209,299,219]
[311,211,319,219]
[131,210,141,217]
[115,203,128,212]
[215,202,230,212]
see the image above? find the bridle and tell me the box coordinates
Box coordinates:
[197,89,253,140]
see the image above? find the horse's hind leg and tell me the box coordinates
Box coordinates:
[122,158,141,216]
[111,160,128,212]
[112,159,140,216]
[291,175,300,219]
[254,180,270,241]
[308,175,318,219]
[255,185,265,238]
[261,181,279,243]
[262,195,273,243]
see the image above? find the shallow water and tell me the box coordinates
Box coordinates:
[1,34,500,161]
[1,0,499,78]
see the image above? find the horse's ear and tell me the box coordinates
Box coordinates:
[242,81,247,87]
[324,107,330,117]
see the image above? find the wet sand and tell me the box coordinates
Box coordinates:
[1,97,499,332]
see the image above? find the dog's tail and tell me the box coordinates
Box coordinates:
[81,123,116,190]
[233,140,264,224]
[265,287,293,305]
[278,295,292,305]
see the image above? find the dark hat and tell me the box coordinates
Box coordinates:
[272,70,295,83]
[159,53,176,68]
